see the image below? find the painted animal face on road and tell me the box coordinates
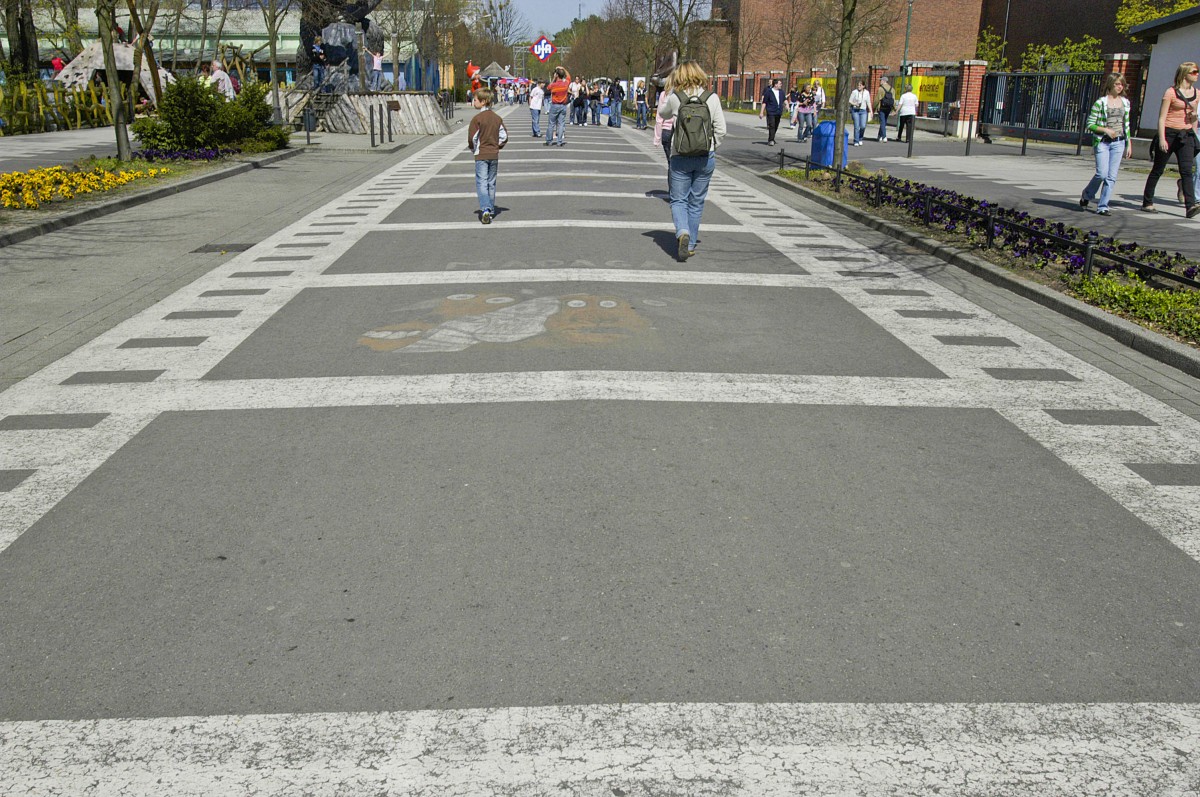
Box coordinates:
[358,292,650,353]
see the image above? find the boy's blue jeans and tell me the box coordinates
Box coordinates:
[475,159,497,214]
[530,107,541,136]
[668,151,716,249]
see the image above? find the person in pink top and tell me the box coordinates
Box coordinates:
[652,76,676,167]
[1142,61,1199,217]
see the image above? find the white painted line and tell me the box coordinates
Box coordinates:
[403,191,664,200]
[372,221,747,232]
[1,703,1195,795]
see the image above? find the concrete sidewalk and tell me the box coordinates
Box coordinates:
[718,110,1200,258]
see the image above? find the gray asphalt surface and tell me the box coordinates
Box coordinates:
[2,106,1200,791]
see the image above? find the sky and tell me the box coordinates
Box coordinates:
[513,0,585,39]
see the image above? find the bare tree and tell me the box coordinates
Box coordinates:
[257,0,297,115]
[374,0,420,89]
[481,0,527,46]
[770,0,814,86]
[95,0,131,159]
[603,0,653,81]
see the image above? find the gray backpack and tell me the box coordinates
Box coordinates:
[673,90,715,157]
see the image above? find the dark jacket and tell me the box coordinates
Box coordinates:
[760,85,787,116]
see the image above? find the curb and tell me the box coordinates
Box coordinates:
[0,147,304,250]
[761,171,1200,382]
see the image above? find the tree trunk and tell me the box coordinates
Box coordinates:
[65,0,83,53]
[4,0,39,76]
[169,5,182,71]
[833,0,856,174]
[96,0,132,160]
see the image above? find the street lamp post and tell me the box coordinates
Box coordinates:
[901,0,913,79]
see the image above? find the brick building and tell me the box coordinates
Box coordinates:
[718,0,1140,76]
[977,0,1136,67]
[722,0,983,76]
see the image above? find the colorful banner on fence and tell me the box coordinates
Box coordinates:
[911,76,946,103]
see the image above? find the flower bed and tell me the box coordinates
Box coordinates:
[133,148,240,162]
[780,166,1200,346]
[0,164,170,209]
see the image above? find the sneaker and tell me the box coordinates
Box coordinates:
[481,211,492,224]
[1178,179,1186,204]
[1079,195,1088,209]
[544,141,551,146]
[1188,205,1200,219]
[1141,203,1158,213]
[677,232,690,262]
[768,140,775,146]
[1096,208,1110,216]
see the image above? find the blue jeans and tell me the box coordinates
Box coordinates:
[590,100,600,125]
[1083,138,1125,211]
[636,101,648,128]
[368,69,382,91]
[312,65,326,91]
[475,159,497,213]
[668,151,716,248]
[877,111,890,139]
[610,100,622,127]
[796,112,816,141]
[548,103,567,144]
[851,109,867,143]
[530,107,541,136]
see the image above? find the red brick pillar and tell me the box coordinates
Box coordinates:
[868,65,889,98]
[956,59,987,137]
[1103,53,1146,131]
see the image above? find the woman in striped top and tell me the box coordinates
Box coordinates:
[1079,73,1132,216]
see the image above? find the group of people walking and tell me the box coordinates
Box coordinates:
[526,69,636,143]
[1080,60,1199,219]
[757,77,918,146]
[471,60,728,264]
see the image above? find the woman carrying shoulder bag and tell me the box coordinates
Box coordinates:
[1079,73,1132,216]
[1142,61,1199,217]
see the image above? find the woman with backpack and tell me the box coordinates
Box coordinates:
[1142,61,1199,217]
[875,78,894,142]
[659,61,727,262]
[1079,73,1132,217]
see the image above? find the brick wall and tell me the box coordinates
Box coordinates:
[731,0,982,75]
[977,0,1139,66]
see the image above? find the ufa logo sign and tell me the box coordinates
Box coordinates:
[530,36,556,62]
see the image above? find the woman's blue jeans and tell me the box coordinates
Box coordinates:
[668,151,716,249]
[796,112,816,141]
[1083,138,1125,211]
[636,101,649,127]
[851,109,867,143]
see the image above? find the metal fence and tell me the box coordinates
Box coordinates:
[979,71,1108,144]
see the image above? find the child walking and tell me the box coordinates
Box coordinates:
[467,88,508,224]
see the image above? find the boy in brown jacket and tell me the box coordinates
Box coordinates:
[467,88,508,224]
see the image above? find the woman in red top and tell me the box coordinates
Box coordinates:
[1142,61,1199,217]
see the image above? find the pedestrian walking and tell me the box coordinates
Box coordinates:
[1142,61,1199,217]
[875,77,894,141]
[1079,73,1133,216]
[895,83,918,143]
[635,80,649,129]
[529,79,544,137]
[794,83,817,142]
[609,80,624,127]
[813,80,826,117]
[653,76,676,167]
[311,36,328,93]
[545,67,571,147]
[211,60,236,100]
[787,85,800,129]
[849,80,871,145]
[660,60,727,262]
[590,82,602,125]
[759,78,785,145]
[573,82,588,125]
[468,87,508,225]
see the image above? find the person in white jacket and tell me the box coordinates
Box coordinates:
[658,60,727,262]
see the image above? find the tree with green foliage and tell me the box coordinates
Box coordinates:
[1116,0,1198,37]
[1019,35,1102,72]
[975,25,1009,71]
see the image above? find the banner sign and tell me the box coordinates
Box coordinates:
[530,36,556,62]
[912,76,945,103]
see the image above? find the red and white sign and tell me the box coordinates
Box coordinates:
[530,36,556,62]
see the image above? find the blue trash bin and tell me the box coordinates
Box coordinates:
[810,120,848,168]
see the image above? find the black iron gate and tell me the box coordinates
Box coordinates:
[979,71,1113,143]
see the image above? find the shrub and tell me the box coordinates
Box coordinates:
[132,77,287,152]
[1,164,169,209]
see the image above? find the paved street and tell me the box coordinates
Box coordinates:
[2,107,1200,793]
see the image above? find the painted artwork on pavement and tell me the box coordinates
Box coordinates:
[358,292,652,353]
